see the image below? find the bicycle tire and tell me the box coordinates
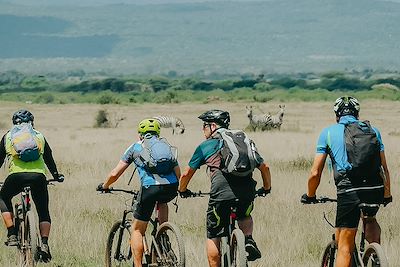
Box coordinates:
[150,221,185,267]
[362,242,389,267]
[17,215,26,267]
[321,241,336,267]
[21,211,39,267]
[230,229,247,267]
[105,220,133,267]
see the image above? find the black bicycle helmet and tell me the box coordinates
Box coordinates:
[198,109,230,128]
[333,96,360,117]
[12,109,34,125]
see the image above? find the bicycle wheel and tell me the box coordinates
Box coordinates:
[17,215,26,267]
[27,211,40,263]
[230,229,247,267]
[105,220,133,267]
[362,243,389,267]
[321,241,336,267]
[19,211,39,267]
[150,222,185,267]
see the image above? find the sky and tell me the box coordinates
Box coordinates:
[3,0,399,7]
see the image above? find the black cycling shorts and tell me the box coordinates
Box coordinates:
[206,198,253,239]
[134,183,178,222]
[0,172,51,223]
[336,188,383,228]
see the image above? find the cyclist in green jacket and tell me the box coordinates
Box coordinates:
[0,110,64,262]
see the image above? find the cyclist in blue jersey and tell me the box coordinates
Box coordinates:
[178,110,271,267]
[98,118,180,267]
[301,96,392,267]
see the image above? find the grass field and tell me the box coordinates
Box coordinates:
[0,100,398,267]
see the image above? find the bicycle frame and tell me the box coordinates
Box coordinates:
[218,203,242,266]
[318,198,387,267]
[16,186,33,245]
[187,192,263,267]
[105,188,170,265]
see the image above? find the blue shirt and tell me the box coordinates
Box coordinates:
[316,116,384,174]
[121,137,178,187]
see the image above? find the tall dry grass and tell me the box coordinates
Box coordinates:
[0,100,398,267]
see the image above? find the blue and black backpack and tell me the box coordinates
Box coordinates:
[344,120,382,187]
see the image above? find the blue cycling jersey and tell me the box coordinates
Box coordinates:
[316,115,384,174]
[121,138,178,187]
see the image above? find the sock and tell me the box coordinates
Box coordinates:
[42,237,49,245]
[7,226,16,237]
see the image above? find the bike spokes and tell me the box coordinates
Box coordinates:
[152,222,185,267]
[106,220,132,267]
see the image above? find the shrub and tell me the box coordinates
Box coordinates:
[36,93,55,103]
[97,93,119,104]
[94,110,110,128]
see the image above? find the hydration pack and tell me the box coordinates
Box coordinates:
[344,120,382,187]
[9,123,41,162]
[218,129,257,177]
[135,136,176,175]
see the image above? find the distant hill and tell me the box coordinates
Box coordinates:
[1,0,400,74]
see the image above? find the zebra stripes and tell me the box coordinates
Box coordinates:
[246,105,285,131]
[153,116,185,134]
[268,104,285,130]
[246,106,272,131]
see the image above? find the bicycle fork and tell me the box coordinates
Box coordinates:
[115,211,131,261]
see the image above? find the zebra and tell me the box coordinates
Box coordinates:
[267,104,285,130]
[153,116,185,134]
[245,106,272,131]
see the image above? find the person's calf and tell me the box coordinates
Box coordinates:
[364,218,381,244]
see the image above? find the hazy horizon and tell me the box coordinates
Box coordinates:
[1,0,399,74]
[3,0,400,6]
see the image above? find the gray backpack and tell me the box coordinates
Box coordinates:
[9,123,41,162]
[134,135,177,175]
[217,129,257,177]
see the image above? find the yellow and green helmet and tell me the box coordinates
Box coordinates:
[138,118,161,135]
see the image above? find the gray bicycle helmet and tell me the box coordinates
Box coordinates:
[198,109,230,128]
[12,109,34,125]
[333,96,360,117]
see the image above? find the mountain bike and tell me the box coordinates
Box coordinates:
[186,191,266,267]
[1,178,62,267]
[100,188,185,267]
[313,197,389,267]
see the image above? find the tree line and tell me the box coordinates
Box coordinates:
[1,69,399,94]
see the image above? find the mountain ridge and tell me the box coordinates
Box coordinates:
[1,0,399,74]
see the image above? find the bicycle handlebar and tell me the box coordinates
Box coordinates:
[184,191,210,197]
[98,187,139,196]
[0,179,62,189]
[183,190,267,199]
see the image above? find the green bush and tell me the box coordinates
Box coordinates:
[97,93,120,104]
[36,93,55,103]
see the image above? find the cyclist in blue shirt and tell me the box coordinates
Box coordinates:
[98,119,180,267]
[301,96,392,267]
[178,110,271,267]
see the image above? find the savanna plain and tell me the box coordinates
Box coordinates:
[0,100,399,267]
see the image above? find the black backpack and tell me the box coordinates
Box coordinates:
[217,129,257,177]
[344,120,382,187]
